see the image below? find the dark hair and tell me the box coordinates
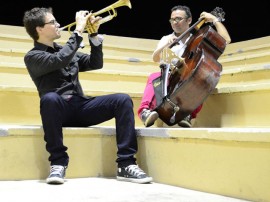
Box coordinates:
[23,7,53,41]
[171,5,192,19]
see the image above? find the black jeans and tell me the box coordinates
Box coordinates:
[40,92,137,168]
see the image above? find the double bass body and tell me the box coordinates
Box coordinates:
[155,25,226,126]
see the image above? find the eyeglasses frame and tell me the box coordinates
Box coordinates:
[169,17,187,24]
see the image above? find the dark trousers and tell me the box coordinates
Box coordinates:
[40,92,138,167]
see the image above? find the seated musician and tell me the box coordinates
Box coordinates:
[137,5,231,127]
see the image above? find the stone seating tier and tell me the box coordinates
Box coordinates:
[0,24,270,202]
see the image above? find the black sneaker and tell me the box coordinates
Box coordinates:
[46,165,66,184]
[117,165,153,184]
[178,115,192,128]
[140,109,159,127]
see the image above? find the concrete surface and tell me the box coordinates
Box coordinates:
[0,177,251,202]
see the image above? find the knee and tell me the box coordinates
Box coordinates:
[117,93,133,107]
[40,92,62,107]
[148,72,161,83]
[149,72,161,78]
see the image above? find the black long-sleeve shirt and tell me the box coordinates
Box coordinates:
[24,33,103,98]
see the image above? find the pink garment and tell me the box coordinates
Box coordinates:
[137,71,203,119]
[137,72,161,117]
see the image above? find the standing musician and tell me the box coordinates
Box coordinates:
[138,5,231,127]
[23,7,152,184]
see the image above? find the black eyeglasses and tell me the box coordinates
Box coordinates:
[44,19,58,25]
[169,17,187,23]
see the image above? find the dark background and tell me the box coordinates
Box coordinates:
[1,1,269,43]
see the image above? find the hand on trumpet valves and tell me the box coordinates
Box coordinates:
[87,14,102,34]
[75,10,92,33]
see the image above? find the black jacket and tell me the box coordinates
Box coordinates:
[24,33,103,98]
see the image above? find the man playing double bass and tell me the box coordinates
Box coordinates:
[138,5,231,127]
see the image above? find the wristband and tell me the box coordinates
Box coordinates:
[213,18,221,26]
[90,32,98,37]
[74,30,83,37]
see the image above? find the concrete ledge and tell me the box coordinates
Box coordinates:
[222,62,270,74]
[222,36,270,56]
[0,61,155,78]
[220,50,270,67]
[216,81,270,93]
[2,124,270,141]
[1,24,270,202]
[0,25,158,52]
[1,72,270,127]
[0,47,154,63]
[0,125,270,202]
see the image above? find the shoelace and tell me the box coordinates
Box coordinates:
[50,165,65,175]
[141,109,150,119]
[184,115,191,122]
[125,165,146,177]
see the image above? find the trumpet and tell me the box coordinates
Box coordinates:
[59,0,132,34]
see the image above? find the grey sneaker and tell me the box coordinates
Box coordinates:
[46,165,66,184]
[140,109,159,127]
[117,164,153,184]
[178,115,192,128]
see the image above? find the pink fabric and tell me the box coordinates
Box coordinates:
[190,103,203,119]
[137,72,161,117]
[137,71,203,119]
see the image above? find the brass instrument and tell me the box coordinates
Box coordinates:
[60,0,132,34]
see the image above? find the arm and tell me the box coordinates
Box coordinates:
[78,35,104,72]
[24,35,82,78]
[77,11,104,72]
[200,12,231,44]
[152,34,177,62]
[25,11,103,78]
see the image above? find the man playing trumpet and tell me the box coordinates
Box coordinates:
[23,7,152,184]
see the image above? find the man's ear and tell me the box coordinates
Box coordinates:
[188,17,192,25]
[36,26,42,35]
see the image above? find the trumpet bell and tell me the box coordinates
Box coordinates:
[60,0,132,34]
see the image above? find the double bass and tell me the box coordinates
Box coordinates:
[154,7,227,126]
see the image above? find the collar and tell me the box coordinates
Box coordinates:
[34,41,62,51]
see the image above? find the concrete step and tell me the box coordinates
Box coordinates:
[1,71,270,127]
[6,61,267,88]
[222,36,270,56]
[0,45,155,65]
[1,24,270,202]
[0,72,146,94]
[0,125,269,202]
[0,59,157,77]
[220,49,270,67]
[0,72,146,126]
[1,37,270,87]
[0,49,269,74]
[0,39,154,61]
[196,83,270,127]
[219,36,270,68]
[0,45,158,76]
[2,25,270,73]
[0,24,157,60]
[220,62,270,84]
